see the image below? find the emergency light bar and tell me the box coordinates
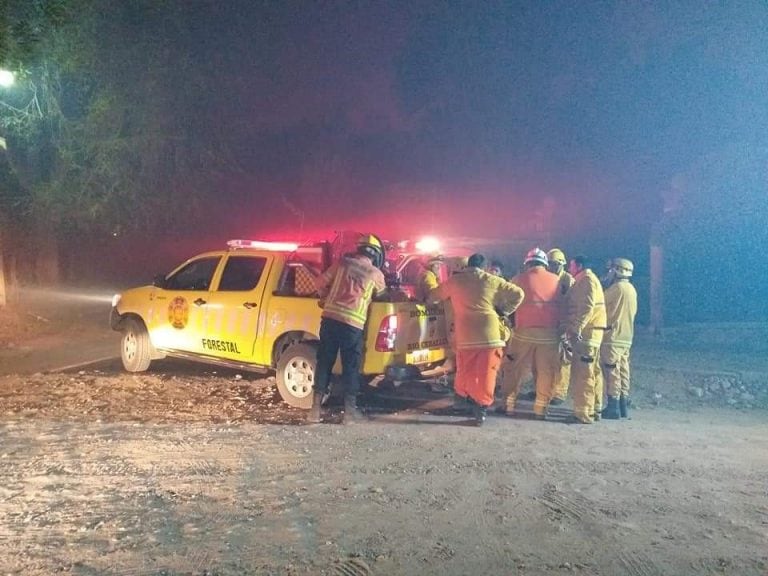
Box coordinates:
[415,236,441,254]
[227,239,300,251]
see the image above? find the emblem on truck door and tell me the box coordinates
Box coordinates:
[168,297,189,329]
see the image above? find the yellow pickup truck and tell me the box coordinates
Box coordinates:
[110,239,449,408]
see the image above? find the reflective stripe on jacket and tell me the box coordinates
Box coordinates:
[315,255,386,330]
[602,279,637,348]
[431,268,524,350]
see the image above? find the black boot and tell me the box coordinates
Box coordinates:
[619,395,631,419]
[601,396,620,420]
[307,391,324,423]
[472,400,487,427]
[343,395,366,424]
[452,393,471,413]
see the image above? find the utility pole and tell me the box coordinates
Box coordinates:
[649,242,662,335]
[650,180,683,335]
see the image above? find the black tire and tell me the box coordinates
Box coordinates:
[121,317,152,372]
[275,342,318,409]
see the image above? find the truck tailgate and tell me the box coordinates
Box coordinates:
[362,302,448,374]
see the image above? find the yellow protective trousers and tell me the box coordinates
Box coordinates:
[569,342,601,423]
[594,360,604,415]
[600,344,632,398]
[499,338,560,415]
[552,361,571,400]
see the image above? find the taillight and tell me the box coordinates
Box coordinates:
[375,314,398,352]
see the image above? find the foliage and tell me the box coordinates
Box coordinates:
[1,0,231,237]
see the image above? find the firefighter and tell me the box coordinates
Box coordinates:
[416,256,442,302]
[564,255,607,424]
[309,234,387,424]
[547,248,575,405]
[488,260,504,277]
[600,258,638,419]
[431,256,469,375]
[430,253,524,426]
[547,248,575,295]
[497,248,562,419]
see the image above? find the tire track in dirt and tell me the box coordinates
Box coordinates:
[538,482,594,522]
[421,469,519,571]
[30,424,312,575]
[536,482,665,576]
[618,549,665,576]
[332,557,372,576]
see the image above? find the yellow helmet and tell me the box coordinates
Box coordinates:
[357,234,385,268]
[547,248,566,266]
[612,258,634,278]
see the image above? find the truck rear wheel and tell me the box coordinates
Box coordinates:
[276,342,317,409]
[121,317,151,372]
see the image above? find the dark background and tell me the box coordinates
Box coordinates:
[2,1,767,324]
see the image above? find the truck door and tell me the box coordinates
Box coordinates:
[202,253,273,362]
[149,255,221,353]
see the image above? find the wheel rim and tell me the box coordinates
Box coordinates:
[123,331,137,361]
[283,355,314,399]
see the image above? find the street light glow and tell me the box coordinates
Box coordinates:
[0,69,15,87]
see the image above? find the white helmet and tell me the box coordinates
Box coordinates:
[612,258,634,278]
[524,247,549,267]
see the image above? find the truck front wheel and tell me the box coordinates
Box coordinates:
[276,342,318,409]
[121,317,152,372]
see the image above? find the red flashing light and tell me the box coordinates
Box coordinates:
[227,239,299,251]
[415,236,441,254]
[375,314,398,352]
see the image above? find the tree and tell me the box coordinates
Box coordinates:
[1,1,233,289]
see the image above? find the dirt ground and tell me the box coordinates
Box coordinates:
[0,292,767,575]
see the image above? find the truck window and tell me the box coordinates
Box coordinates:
[218,256,267,291]
[165,257,220,291]
[276,263,319,297]
[401,259,424,285]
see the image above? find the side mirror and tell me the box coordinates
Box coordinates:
[152,274,167,288]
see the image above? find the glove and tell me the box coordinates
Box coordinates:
[566,330,583,344]
[558,339,573,364]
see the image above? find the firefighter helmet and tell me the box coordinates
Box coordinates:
[427,255,444,267]
[357,234,385,268]
[524,247,549,267]
[547,248,567,266]
[612,258,634,278]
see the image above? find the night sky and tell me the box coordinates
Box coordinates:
[172,1,768,247]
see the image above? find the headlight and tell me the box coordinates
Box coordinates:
[111,294,121,308]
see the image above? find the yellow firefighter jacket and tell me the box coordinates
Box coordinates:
[602,279,637,348]
[564,269,607,347]
[416,269,439,302]
[431,268,525,350]
[315,254,386,330]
